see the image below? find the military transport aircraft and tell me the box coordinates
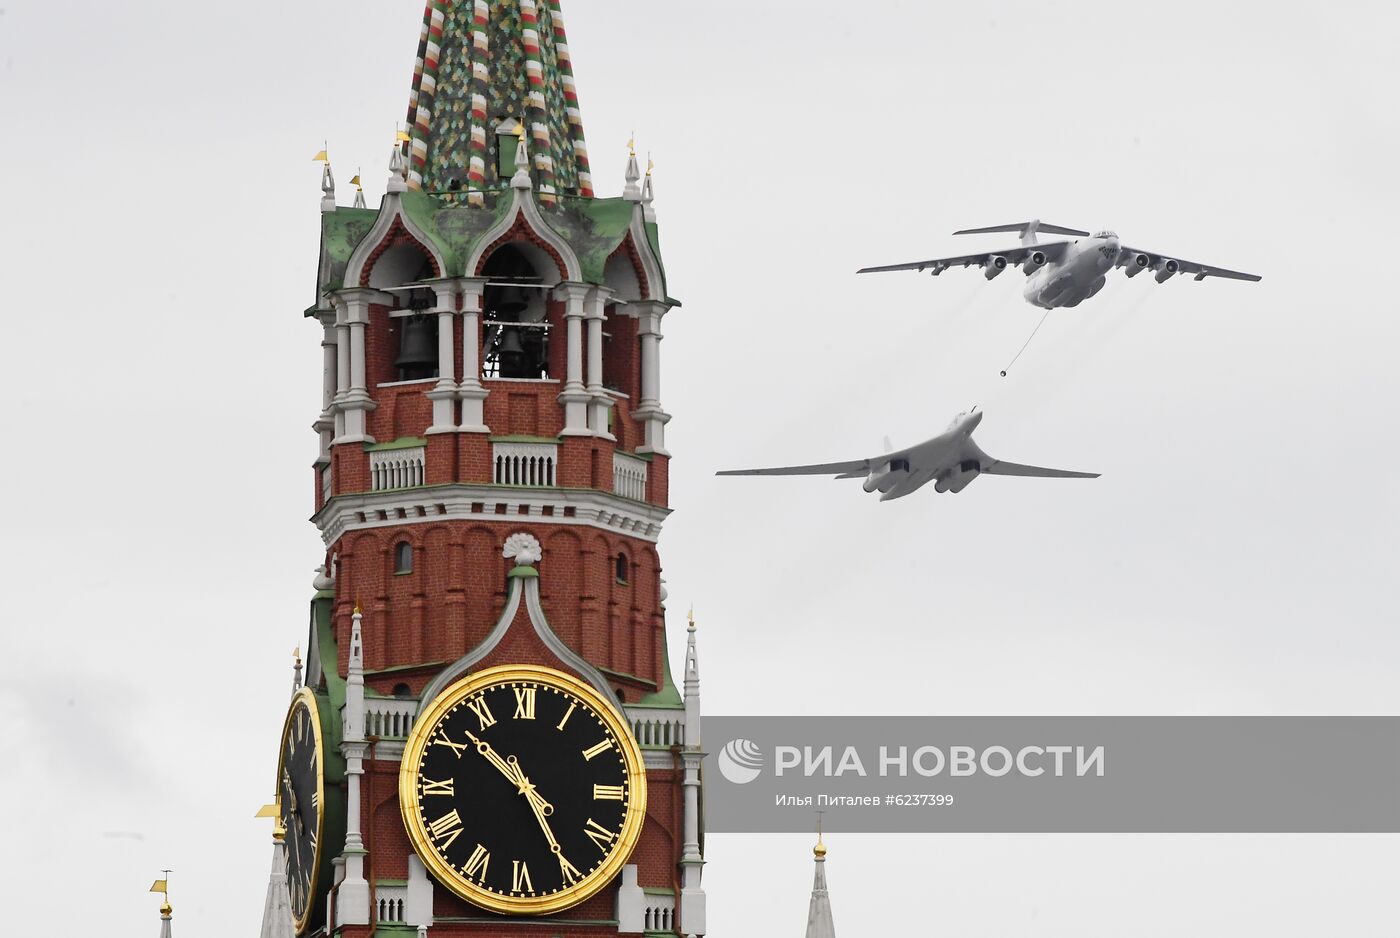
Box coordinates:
[717,410,1099,501]
[858,220,1261,309]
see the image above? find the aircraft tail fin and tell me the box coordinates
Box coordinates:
[953,219,1091,246]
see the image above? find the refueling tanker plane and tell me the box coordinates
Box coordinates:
[717,410,1098,501]
[858,220,1261,309]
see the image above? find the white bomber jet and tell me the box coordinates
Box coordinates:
[716,410,1098,501]
[858,220,1261,309]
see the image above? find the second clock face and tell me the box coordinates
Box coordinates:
[399,665,646,915]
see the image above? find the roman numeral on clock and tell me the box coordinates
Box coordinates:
[427,809,463,851]
[513,687,536,720]
[556,700,577,731]
[511,860,533,893]
[466,696,497,730]
[584,818,618,852]
[593,783,625,800]
[558,853,582,885]
[421,777,454,797]
[433,731,471,758]
[582,738,615,761]
[462,843,490,882]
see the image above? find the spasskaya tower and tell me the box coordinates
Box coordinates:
[259,4,705,937]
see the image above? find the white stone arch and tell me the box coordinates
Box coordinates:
[464,190,582,283]
[343,195,450,291]
[627,212,667,302]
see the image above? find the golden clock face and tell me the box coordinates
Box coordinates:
[276,688,326,934]
[399,665,647,916]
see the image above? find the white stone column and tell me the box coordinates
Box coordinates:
[332,305,351,442]
[426,280,460,435]
[585,286,615,440]
[633,300,673,456]
[337,609,370,926]
[457,277,490,433]
[315,313,337,462]
[555,281,592,436]
[336,289,378,444]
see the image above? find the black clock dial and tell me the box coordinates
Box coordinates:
[277,690,324,932]
[401,667,645,915]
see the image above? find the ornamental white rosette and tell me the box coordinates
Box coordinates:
[503,532,543,576]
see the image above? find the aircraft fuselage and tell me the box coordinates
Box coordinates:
[1023,234,1120,309]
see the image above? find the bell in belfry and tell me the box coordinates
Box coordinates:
[496,285,529,318]
[394,314,438,380]
[497,326,529,378]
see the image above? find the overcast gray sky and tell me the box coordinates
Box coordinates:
[1,1,1397,934]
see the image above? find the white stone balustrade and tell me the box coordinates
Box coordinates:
[493,441,558,487]
[369,447,426,491]
[375,885,407,923]
[363,698,419,739]
[613,452,648,501]
[643,892,677,933]
[627,707,685,748]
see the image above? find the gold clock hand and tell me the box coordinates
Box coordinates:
[518,781,581,884]
[464,729,525,786]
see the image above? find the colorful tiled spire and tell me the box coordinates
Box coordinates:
[402,0,594,205]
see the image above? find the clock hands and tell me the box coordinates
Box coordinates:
[281,768,305,835]
[463,727,580,884]
[463,729,555,814]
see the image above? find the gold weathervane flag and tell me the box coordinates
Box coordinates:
[313,149,329,163]
[150,878,167,895]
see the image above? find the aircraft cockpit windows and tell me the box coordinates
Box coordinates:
[1093,230,1119,240]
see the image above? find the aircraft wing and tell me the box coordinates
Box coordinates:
[966,442,1099,479]
[857,241,1071,276]
[716,458,871,478]
[1117,245,1261,282]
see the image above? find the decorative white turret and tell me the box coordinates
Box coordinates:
[320,156,336,213]
[291,646,302,696]
[642,156,657,223]
[512,122,533,190]
[258,807,297,938]
[679,608,707,934]
[387,137,409,194]
[351,171,367,209]
[805,834,836,938]
[336,606,371,925]
[623,136,642,202]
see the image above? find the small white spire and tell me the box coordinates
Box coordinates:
[511,123,533,190]
[683,606,701,750]
[623,133,642,202]
[388,132,409,194]
[351,169,367,209]
[258,809,297,938]
[642,154,656,222]
[349,605,365,681]
[318,147,336,213]
[805,828,836,938]
[291,646,303,696]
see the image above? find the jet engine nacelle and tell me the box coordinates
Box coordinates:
[862,458,909,494]
[1154,258,1180,283]
[1021,250,1047,275]
[1123,253,1150,278]
[933,460,981,494]
[984,255,1008,280]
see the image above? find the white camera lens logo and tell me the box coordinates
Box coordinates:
[717,738,764,785]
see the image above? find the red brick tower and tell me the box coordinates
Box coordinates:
[269,3,704,936]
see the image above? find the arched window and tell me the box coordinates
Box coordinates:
[615,552,629,584]
[392,682,413,699]
[395,541,413,574]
